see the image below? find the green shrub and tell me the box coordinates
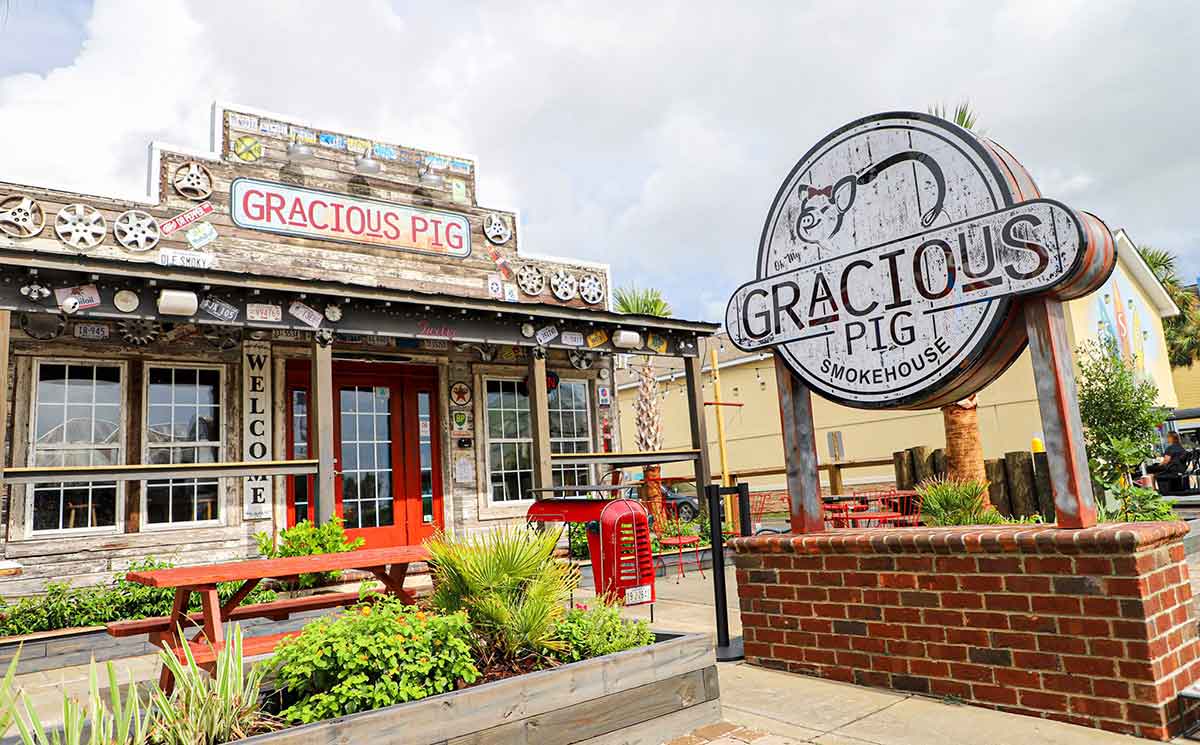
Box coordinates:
[0,559,277,637]
[917,477,1009,526]
[1099,482,1177,523]
[255,519,364,589]
[270,598,478,724]
[427,526,578,664]
[555,603,655,663]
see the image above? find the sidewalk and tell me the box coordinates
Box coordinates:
[578,565,1180,745]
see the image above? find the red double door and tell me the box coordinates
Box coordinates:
[285,360,443,547]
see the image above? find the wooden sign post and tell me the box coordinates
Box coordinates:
[729,112,1116,532]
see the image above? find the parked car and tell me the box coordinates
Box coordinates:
[624,482,700,522]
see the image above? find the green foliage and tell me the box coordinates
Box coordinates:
[255,519,364,589]
[554,603,655,663]
[1076,339,1168,485]
[2,656,150,745]
[651,516,712,553]
[270,598,478,724]
[0,559,276,637]
[427,526,579,664]
[927,101,980,132]
[1137,244,1200,368]
[149,624,278,743]
[917,477,1008,526]
[1099,482,1177,523]
[612,285,671,317]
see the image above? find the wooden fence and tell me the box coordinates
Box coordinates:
[892,445,1056,520]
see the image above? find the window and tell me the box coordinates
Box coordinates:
[549,380,593,493]
[30,361,123,532]
[417,391,435,523]
[290,389,312,524]
[339,386,394,529]
[485,377,593,504]
[486,380,532,503]
[145,366,222,525]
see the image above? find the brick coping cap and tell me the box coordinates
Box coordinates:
[728,521,1188,555]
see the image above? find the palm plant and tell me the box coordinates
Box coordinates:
[1138,245,1200,367]
[613,286,673,454]
[926,101,989,487]
[916,477,1007,526]
[427,526,579,666]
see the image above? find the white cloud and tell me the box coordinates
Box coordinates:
[0,0,1197,319]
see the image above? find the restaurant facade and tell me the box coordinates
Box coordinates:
[0,103,717,595]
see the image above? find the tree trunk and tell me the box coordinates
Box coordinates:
[941,395,987,497]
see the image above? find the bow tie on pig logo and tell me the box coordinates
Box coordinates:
[794,151,948,246]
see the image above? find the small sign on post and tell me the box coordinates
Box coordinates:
[242,341,273,520]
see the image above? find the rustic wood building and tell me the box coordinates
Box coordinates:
[0,103,717,595]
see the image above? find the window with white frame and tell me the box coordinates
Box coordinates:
[485,377,593,503]
[549,380,593,493]
[29,361,123,532]
[145,366,223,524]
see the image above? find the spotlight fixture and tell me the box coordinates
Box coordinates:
[611,330,643,349]
[156,289,198,316]
[418,164,443,186]
[354,144,382,175]
[287,136,316,163]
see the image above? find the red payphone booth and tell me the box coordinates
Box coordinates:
[527,498,656,606]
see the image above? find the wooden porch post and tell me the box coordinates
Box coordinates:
[310,338,337,524]
[1024,296,1097,529]
[683,356,712,502]
[775,356,824,533]
[528,352,553,496]
[0,310,9,484]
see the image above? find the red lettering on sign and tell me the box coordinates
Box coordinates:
[265,192,286,224]
[331,203,344,231]
[286,197,308,227]
[417,320,456,339]
[242,189,265,221]
[446,221,464,251]
[346,206,365,235]
[309,200,328,230]
[411,215,428,242]
[383,211,402,240]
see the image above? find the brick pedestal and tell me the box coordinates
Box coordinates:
[729,523,1200,740]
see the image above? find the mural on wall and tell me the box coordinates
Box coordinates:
[1090,267,1158,379]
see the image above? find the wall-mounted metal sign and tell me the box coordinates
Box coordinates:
[725,112,1115,410]
[230,178,471,259]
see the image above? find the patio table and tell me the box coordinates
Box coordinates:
[110,545,429,692]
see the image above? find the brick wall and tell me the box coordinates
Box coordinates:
[730,523,1200,741]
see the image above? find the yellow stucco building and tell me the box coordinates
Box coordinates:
[618,229,1179,491]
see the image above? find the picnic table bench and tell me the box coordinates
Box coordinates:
[106,545,430,692]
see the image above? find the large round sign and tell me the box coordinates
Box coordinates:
[726,112,1114,409]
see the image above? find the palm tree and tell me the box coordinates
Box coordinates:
[1138,245,1200,367]
[612,285,673,515]
[928,101,988,488]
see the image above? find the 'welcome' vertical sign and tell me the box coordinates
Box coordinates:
[242,341,274,520]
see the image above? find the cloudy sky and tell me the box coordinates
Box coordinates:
[0,1,1197,321]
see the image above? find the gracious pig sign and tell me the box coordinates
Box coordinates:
[726,112,1115,409]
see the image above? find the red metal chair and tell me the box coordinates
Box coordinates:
[824,490,922,528]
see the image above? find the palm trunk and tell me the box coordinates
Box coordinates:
[941,396,988,501]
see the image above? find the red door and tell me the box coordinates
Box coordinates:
[285,360,443,547]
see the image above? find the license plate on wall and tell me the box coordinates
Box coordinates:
[624,585,652,605]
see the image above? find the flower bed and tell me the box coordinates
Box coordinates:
[244,631,718,745]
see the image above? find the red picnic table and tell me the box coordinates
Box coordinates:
[106,545,429,692]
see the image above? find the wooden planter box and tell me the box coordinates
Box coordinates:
[242,632,719,745]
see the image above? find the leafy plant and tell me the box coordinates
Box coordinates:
[1099,482,1177,523]
[1138,244,1200,368]
[0,650,151,745]
[149,624,278,743]
[554,602,655,663]
[916,477,1008,526]
[427,526,579,665]
[270,598,478,724]
[1076,339,1168,485]
[255,519,364,589]
[0,559,277,637]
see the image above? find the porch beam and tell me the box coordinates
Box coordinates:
[311,340,337,524]
[0,459,318,485]
[683,356,712,507]
[528,353,554,497]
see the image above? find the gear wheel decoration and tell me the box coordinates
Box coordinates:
[19,313,65,341]
[516,264,545,296]
[113,210,161,252]
[578,273,606,305]
[172,162,214,200]
[568,350,595,370]
[483,213,512,245]
[203,325,241,351]
[0,195,46,238]
[119,319,162,346]
[55,204,107,250]
[549,270,577,302]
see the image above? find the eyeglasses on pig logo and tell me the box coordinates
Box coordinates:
[727,112,1115,409]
